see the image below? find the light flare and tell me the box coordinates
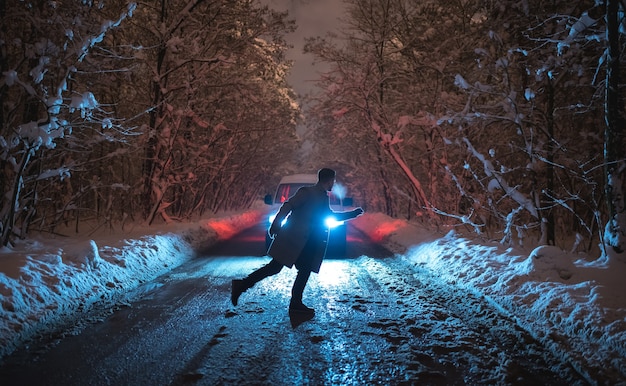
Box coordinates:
[369,220,406,242]
[268,213,343,229]
[325,216,344,229]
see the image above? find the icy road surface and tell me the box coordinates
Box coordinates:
[0,224,586,385]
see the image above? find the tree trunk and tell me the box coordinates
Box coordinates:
[375,147,394,216]
[604,0,626,253]
[386,143,433,218]
[544,79,556,245]
[141,0,167,220]
[1,148,31,246]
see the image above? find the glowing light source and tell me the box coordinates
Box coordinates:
[325,216,344,229]
[268,213,344,229]
[268,212,288,226]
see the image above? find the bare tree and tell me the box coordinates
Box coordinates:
[0,1,136,246]
[306,0,459,220]
[124,0,299,224]
[0,0,302,244]
[306,0,614,251]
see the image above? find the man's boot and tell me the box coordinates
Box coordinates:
[231,279,249,306]
[289,298,315,314]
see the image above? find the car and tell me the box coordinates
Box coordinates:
[263,174,354,257]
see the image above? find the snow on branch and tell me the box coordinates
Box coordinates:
[541,189,594,237]
[462,137,538,219]
[37,167,71,181]
[558,12,599,55]
[501,206,524,245]
[70,92,99,119]
[431,206,485,234]
[16,119,67,151]
[76,3,137,62]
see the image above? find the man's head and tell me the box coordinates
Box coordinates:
[317,168,336,192]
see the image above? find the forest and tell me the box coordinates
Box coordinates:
[1,0,625,258]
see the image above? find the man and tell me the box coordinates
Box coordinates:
[231,168,364,314]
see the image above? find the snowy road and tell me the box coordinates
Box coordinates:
[0,224,587,385]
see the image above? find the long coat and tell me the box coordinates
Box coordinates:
[267,184,356,273]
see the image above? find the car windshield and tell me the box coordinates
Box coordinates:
[274,183,341,205]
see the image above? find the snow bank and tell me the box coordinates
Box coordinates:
[0,210,263,360]
[351,213,626,382]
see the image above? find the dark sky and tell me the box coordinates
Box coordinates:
[261,0,346,97]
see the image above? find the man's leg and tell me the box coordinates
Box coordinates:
[231,259,283,306]
[289,269,314,313]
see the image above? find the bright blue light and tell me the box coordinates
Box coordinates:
[268,213,287,226]
[269,213,343,229]
[325,216,344,229]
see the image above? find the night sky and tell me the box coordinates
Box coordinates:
[261,0,346,96]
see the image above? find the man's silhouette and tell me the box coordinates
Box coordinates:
[231,168,363,314]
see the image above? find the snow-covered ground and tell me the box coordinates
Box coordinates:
[1,208,625,382]
[0,208,265,361]
[352,213,626,383]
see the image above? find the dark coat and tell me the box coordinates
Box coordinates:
[267,184,356,273]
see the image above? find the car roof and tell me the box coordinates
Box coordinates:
[278,174,318,184]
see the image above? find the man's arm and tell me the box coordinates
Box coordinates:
[269,187,309,237]
[269,202,292,236]
[332,207,364,222]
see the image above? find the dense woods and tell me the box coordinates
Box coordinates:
[0,0,300,245]
[305,0,626,257]
[1,0,625,259]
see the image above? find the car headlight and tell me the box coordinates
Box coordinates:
[268,213,288,226]
[270,213,343,229]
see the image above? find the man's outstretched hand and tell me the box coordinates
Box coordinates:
[352,207,364,218]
